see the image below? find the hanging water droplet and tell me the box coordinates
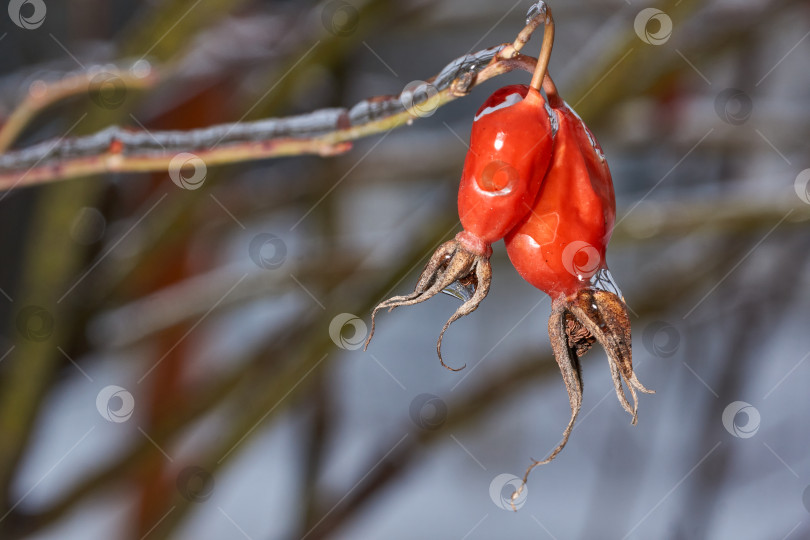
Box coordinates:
[589,268,623,299]
[526,2,547,25]
[442,279,476,302]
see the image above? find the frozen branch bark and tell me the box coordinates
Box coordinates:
[0,47,540,191]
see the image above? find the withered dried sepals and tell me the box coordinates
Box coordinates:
[565,289,654,422]
[364,233,492,371]
[516,288,654,495]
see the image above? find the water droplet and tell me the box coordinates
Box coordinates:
[442,280,475,302]
[544,102,558,137]
[433,48,501,91]
[526,2,547,25]
[589,268,623,299]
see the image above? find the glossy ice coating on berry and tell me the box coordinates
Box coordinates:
[457,85,555,244]
[505,102,616,297]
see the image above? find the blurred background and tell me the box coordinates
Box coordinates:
[0,0,809,538]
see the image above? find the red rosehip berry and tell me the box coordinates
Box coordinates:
[365,84,556,369]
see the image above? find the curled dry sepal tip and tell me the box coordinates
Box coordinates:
[365,0,653,495]
[364,232,492,371]
[364,83,554,369]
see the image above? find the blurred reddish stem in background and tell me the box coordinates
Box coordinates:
[130,85,234,537]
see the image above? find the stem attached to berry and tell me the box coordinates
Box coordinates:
[528,4,555,92]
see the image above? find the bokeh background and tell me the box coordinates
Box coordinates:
[0,0,809,538]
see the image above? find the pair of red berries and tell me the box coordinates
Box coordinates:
[365,7,651,485]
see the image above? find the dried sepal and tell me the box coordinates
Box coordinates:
[513,288,653,503]
[564,312,596,357]
[566,289,654,423]
[511,302,584,508]
[364,235,492,371]
[436,257,491,369]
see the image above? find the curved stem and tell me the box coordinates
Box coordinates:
[529,4,555,91]
[502,3,555,94]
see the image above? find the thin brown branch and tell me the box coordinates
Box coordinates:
[0,48,538,191]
